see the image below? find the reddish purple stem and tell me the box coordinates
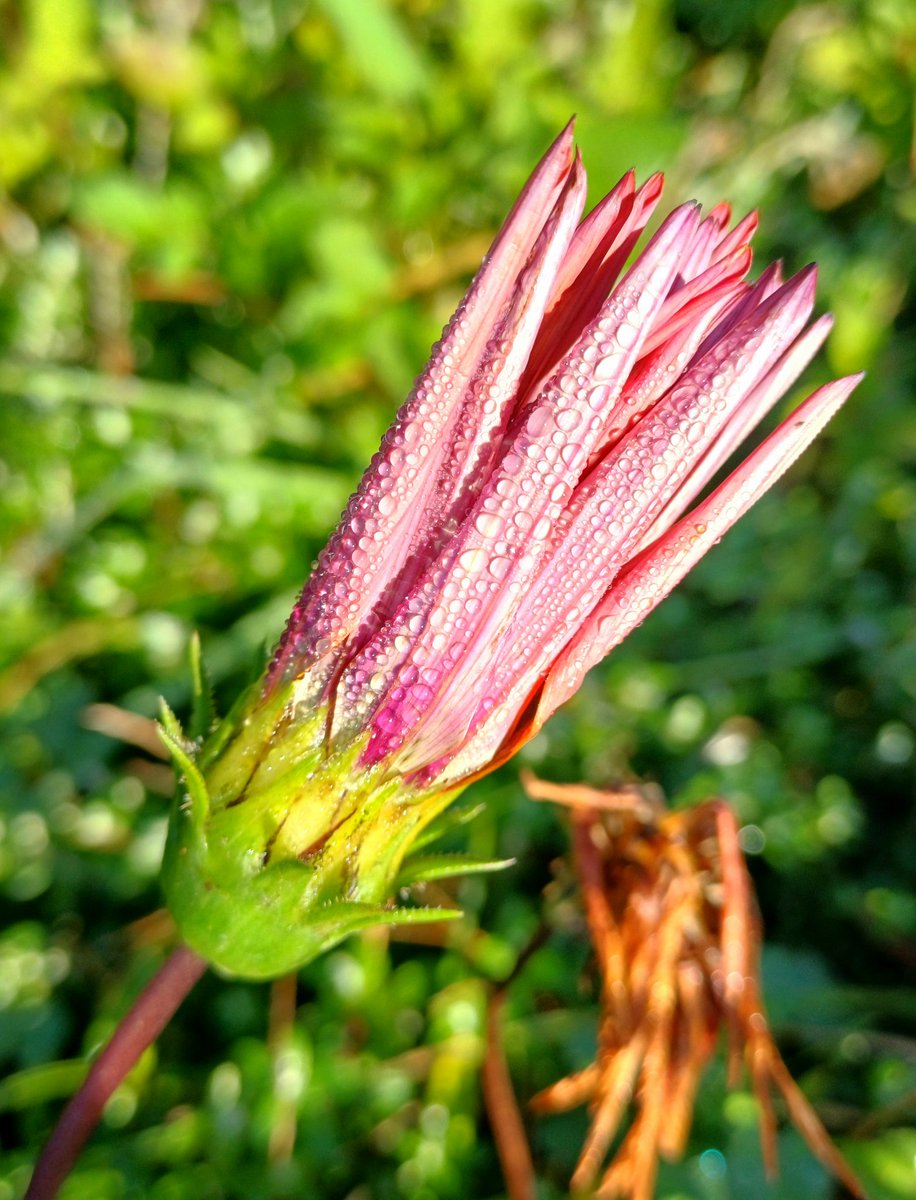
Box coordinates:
[26,943,208,1200]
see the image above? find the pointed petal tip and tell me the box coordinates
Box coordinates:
[551,119,577,165]
[652,199,703,249]
[564,151,588,206]
[730,244,754,272]
[636,172,665,205]
[770,261,819,313]
[811,311,835,334]
[797,262,819,291]
[735,209,759,234]
[763,259,784,284]
[792,372,862,424]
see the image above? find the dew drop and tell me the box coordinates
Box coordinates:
[555,407,582,432]
[459,547,488,573]
[526,407,551,438]
[375,706,399,733]
[686,420,707,444]
[475,512,503,538]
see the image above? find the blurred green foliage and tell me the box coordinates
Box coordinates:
[1,1,914,1197]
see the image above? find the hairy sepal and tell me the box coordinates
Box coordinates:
[159,680,469,978]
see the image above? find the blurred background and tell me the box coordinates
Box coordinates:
[0,1,914,1197]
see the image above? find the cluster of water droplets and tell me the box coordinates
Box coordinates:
[502,283,769,674]
[320,175,592,747]
[543,370,860,726]
[438,210,761,767]
[437,250,829,778]
[349,205,706,773]
[264,315,470,696]
[265,132,583,699]
[263,135,844,797]
[528,306,830,731]
[405,166,589,601]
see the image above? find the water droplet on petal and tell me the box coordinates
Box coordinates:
[459,547,488,573]
[475,512,503,538]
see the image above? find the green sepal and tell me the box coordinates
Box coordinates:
[158,700,210,832]
[163,830,461,979]
[410,802,487,853]
[159,677,473,980]
[397,854,515,887]
[158,696,186,745]
[188,632,217,740]
[320,903,463,933]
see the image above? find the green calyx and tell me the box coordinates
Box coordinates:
[158,663,476,980]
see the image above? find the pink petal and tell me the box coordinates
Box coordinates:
[329,160,589,741]
[353,204,705,770]
[266,124,577,695]
[640,313,835,548]
[533,373,863,727]
[638,246,753,360]
[713,210,759,261]
[427,267,825,772]
[372,157,591,641]
[516,172,664,399]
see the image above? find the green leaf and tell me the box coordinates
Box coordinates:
[0,1060,87,1111]
[157,699,209,830]
[314,0,429,99]
[410,803,488,853]
[319,902,463,932]
[397,855,515,888]
[188,632,216,741]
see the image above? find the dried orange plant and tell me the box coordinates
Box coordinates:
[511,775,866,1200]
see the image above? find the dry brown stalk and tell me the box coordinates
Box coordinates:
[523,776,866,1200]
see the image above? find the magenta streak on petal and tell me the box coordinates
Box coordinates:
[639,246,753,359]
[427,159,589,546]
[516,173,664,401]
[532,373,863,728]
[264,124,577,697]
[576,283,745,475]
[442,267,823,768]
[714,210,759,261]
[693,260,785,363]
[676,209,730,282]
[639,313,834,549]
[356,203,706,772]
[337,158,590,709]
[327,160,589,741]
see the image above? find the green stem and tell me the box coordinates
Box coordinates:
[25,943,208,1200]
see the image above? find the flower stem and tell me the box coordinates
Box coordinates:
[26,942,208,1200]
